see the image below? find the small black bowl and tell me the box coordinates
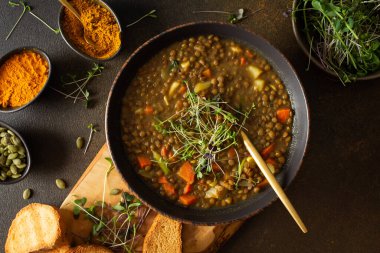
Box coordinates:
[0,47,51,113]
[291,0,380,81]
[58,0,123,62]
[106,22,310,225]
[0,121,31,185]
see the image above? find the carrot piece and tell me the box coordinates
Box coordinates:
[179,85,187,94]
[201,68,212,78]
[158,176,168,184]
[163,183,176,196]
[276,108,291,124]
[240,57,246,65]
[161,146,168,159]
[256,179,269,189]
[245,50,254,58]
[179,194,197,206]
[177,161,195,184]
[266,158,277,166]
[183,184,192,194]
[211,162,221,172]
[144,105,154,115]
[227,147,235,159]
[137,155,151,168]
[261,143,275,159]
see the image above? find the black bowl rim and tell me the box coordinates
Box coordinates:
[291,0,380,81]
[106,21,310,225]
[0,120,31,185]
[58,0,123,62]
[0,47,52,113]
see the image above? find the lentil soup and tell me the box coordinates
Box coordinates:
[121,34,293,209]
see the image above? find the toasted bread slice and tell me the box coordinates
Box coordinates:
[5,203,67,253]
[44,244,71,253]
[143,215,182,253]
[68,245,113,253]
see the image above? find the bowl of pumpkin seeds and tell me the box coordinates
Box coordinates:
[0,121,30,184]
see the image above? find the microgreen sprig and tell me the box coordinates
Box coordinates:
[193,8,263,24]
[51,63,104,108]
[84,123,99,154]
[126,9,157,28]
[6,0,59,40]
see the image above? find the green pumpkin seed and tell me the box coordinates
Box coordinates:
[6,159,12,166]
[6,170,12,176]
[11,174,21,179]
[18,154,25,159]
[1,171,6,178]
[0,175,5,181]
[7,145,18,153]
[3,151,8,156]
[10,165,18,175]
[7,153,18,160]
[55,179,66,189]
[76,137,84,149]
[16,163,26,169]
[0,147,4,153]
[0,127,6,132]
[0,132,8,138]
[18,147,25,155]
[23,189,31,199]
[11,136,21,145]
[0,155,6,165]
[110,188,121,195]
[13,159,21,166]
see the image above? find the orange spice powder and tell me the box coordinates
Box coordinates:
[0,50,49,108]
[61,0,121,59]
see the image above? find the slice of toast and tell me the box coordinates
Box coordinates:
[5,203,67,253]
[68,245,113,253]
[143,215,182,253]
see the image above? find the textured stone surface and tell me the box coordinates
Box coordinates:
[0,0,379,252]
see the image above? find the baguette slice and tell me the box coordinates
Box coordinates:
[143,215,182,253]
[68,245,113,253]
[5,203,67,253]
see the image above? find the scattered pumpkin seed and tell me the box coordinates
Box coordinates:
[110,188,121,195]
[55,178,66,189]
[23,188,32,200]
[76,137,84,149]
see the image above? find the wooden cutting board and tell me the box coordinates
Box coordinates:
[60,144,243,253]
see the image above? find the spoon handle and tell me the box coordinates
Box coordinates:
[241,131,308,233]
[59,0,82,21]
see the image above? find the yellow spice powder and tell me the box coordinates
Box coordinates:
[0,50,49,108]
[61,0,121,59]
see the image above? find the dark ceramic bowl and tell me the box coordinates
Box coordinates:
[58,0,123,62]
[0,121,31,185]
[291,0,380,81]
[0,47,51,113]
[106,22,310,224]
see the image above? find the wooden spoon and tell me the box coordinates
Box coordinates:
[240,131,308,233]
[59,0,96,46]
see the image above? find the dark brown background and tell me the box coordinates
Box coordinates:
[0,0,379,252]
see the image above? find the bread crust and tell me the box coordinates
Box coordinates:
[5,203,67,253]
[68,245,113,253]
[143,215,182,253]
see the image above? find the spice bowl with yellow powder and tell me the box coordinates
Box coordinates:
[0,47,51,113]
[59,0,122,61]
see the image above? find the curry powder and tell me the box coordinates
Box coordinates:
[61,0,121,59]
[0,50,49,108]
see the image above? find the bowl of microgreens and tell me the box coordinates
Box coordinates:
[292,0,380,84]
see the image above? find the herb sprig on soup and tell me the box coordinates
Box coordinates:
[121,35,293,208]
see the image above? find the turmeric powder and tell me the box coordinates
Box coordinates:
[0,50,49,108]
[61,0,121,59]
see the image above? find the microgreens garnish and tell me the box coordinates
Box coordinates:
[72,157,150,252]
[169,59,180,71]
[154,84,254,179]
[51,63,104,108]
[193,8,263,24]
[126,9,157,28]
[84,123,99,154]
[6,0,59,40]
